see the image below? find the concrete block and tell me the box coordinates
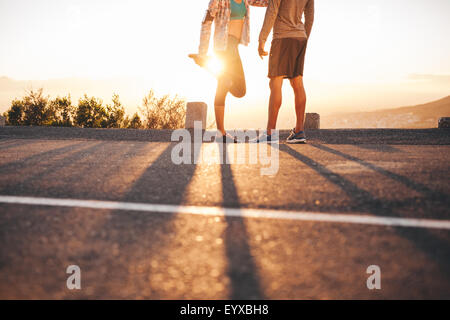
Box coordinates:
[0,116,5,126]
[438,117,450,129]
[305,113,320,129]
[185,102,207,129]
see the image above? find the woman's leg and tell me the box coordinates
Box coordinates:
[215,69,245,135]
[214,77,231,136]
[229,46,246,98]
[229,58,246,98]
[213,37,245,135]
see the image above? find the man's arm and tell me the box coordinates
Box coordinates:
[304,0,315,38]
[198,0,219,56]
[258,0,281,44]
[247,0,269,7]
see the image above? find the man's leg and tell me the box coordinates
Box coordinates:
[289,75,307,133]
[266,76,284,135]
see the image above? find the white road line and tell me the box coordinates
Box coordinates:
[0,195,449,230]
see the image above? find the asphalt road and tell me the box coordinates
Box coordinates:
[0,127,449,299]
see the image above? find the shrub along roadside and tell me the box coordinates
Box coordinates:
[2,89,186,129]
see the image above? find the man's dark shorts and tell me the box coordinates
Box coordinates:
[269,37,308,79]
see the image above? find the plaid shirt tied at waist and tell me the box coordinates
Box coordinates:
[199,0,268,55]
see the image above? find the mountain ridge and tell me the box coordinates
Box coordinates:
[322,95,450,129]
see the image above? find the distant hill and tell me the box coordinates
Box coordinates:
[322,96,450,129]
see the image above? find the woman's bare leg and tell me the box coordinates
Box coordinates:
[214,79,230,136]
[214,105,226,135]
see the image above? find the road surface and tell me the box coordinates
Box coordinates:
[0,127,449,299]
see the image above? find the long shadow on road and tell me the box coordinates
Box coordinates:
[0,141,169,299]
[220,144,263,300]
[0,141,105,196]
[0,139,41,152]
[90,143,200,298]
[279,144,450,288]
[90,142,263,299]
[0,141,86,174]
[311,143,449,204]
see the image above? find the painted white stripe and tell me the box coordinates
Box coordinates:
[0,195,449,230]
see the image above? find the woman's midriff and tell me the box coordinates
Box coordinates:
[228,19,244,40]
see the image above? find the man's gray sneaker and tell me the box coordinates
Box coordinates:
[286,129,306,144]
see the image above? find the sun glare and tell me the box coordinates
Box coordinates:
[206,56,224,77]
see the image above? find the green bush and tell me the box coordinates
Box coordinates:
[75,95,107,128]
[22,89,51,126]
[140,90,186,129]
[7,99,25,126]
[104,94,126,128]
[127,112,142,129]
[4,89,184,130]
[48,95,75,127]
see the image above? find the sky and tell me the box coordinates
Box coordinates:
[0,0,449,128]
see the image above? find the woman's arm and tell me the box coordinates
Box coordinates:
[198,0,220,56]
[248,0,268,7]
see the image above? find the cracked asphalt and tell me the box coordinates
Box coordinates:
[0,127,449,299]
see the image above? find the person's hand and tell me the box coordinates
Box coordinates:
[188,53,207,68]
[258,41,268,59]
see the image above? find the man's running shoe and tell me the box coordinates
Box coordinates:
[286,128,306,144]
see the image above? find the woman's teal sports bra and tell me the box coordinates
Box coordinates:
[230,0,247,20]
